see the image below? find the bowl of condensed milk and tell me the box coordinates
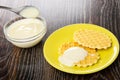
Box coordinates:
[3,6,47,48]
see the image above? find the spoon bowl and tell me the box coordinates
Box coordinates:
[0,5,39,18]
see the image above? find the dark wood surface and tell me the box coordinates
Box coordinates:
[0,0,120,80]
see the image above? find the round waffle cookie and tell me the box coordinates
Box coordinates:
[58,42,80,54]
[58,42,100,67]
[74,29,112,49]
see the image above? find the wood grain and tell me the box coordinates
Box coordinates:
[0,0,120,80]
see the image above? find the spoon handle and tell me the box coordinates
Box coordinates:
[0,6,19,14]
[0,6,11,10]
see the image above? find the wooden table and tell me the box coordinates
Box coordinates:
[0,0,120,80]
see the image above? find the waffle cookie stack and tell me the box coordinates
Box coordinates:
[58,29,112,67]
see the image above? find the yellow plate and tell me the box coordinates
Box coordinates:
[43,24,119,74]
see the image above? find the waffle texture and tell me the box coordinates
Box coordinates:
[74,29,111,49]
